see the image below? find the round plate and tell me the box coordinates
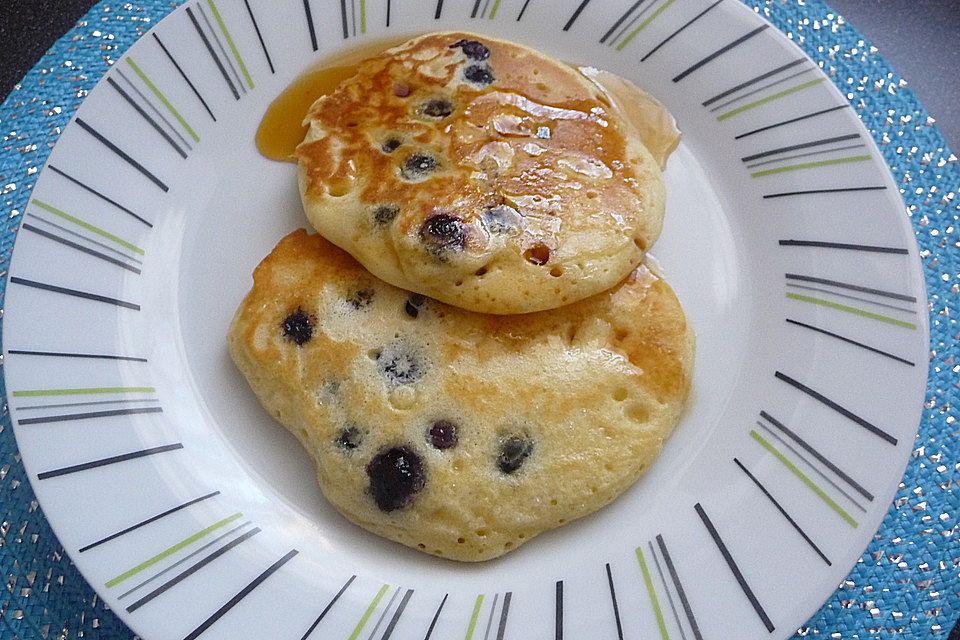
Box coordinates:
[3,1,929,639]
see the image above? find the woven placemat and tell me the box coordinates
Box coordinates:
[0,1,957,638]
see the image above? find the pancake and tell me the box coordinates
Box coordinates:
[296,32,668,315]
[228,230,694,561]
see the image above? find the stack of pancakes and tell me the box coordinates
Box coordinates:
[229,33,693,562]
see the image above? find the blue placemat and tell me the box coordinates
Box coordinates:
[0,1,957,638]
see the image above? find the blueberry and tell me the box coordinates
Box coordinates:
[366,446,426,511]
[464,64,495,86]
[402,152,439,180]
[377,342,427,385]
[421,99,454,118]
[382,137,402,153]
[336,426,362,451]
[281,307,314,346]
[419,213,467,254]
[428,420,459,449]
[373,204,400,226]
[404,293,427,318]
[497,435,533,474]
[481,204,522,234]
[450,39,491,61]
[348,289,375,309]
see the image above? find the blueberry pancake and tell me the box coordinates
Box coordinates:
[228,230,694,561]
[297,32,667,315]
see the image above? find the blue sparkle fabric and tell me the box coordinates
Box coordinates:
[0,1,956,638]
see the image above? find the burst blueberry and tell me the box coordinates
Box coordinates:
[405,294,427,318]
[419,213,466,253]
[348,289,375,309]
[281,307,314,346]
[373,204,400,226]
[402,153,439,180]
[497,435,533,474]
[428,420,459,449]
[422,99,454,118]
[377,343,427,385]
[336,426,362,451]
[366,446,426,512]
[450,39,491,61]
[464,64,495,86]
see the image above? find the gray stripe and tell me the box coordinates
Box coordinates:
[710,67,816,112]
[366,587,400,640]
[116,68,193,151]
[482,593,499,640]
[611,0,659,46]
[747,143,867,169]
[199,4,246,94]
[655,535,703,640]
[18,398,159,411]
[28,213,143,264]
[786,283,916,314]
[757,422,867,512]
[649,541,688,640]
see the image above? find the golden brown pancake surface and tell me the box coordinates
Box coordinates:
[228,230,694,561]
[297,32,666,314]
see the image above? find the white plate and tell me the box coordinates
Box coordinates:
[3,1,928,638]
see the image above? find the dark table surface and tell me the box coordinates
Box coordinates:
[1,0,957,149]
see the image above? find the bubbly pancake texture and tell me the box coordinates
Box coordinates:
[228,230,694,561]
[297,32,666,314]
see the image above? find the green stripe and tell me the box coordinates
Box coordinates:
[31,199,145,255]
[346,584,389,640]
[360,0,367,32]
[636,547,670,640]
[13,386,155,398]
[105,513,243,587]
[751,154,872,178]
[464,594,485,640]
[207,0,254,90]
[489,0,502,19]
[750,430,858,528]
[616,0,677,51]
[786,292,917,329]
[717,78,826,121]
[126,58,200,143]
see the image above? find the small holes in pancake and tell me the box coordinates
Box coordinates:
[457,537,466,544]
[549,266,563,278]
[535,82,549,93]
[586,190,599,199]
[626,402,651,423]
[367,348,382,360]
[504,541,513,550]
[327,178,352,197]
[633,238,646,251]
[381,137,402,153]
[524,243,551,266]
[418,543,426,549]
[475,266,489,277]
[613,388,629,402]
[549,499,558,506]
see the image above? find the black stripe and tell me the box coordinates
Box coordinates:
[695,504,774,632]
[785,273,915,303]
[735,104,847,139]
[300,575,357,640]
[47,165,152,227]
[128,526,261,613]
[517,0,532,20]
[760,409,876,501]
[779,239,908,254]
[785,319,915,367]
[496,592,512,640]
[80,491,220,553]
[106,77,187,159]
[73,118,168,192]
[774,371,898,445]
[18,398,158,412]
[555,581,563,640]
[673,25,768,82]
[387,0,392,26]
[152,33,217,122]
[303,0,318,51]
[7,349,147,362]
[186,6,239,99]
[20,406,163,427]
[563,0,592,30]
[10,276,139,310]
[340,0,349,38]
[605,564,624,640]
[243,0,274,73]
[27,213,143,265]
[471,0,482,18]
[601,0,647,43]
[642,0,723,62]
[733,458,831,565]
[21,223,140,273]
[704,57,806,106]
[742,133,861,163]
[434,0,444,19]
[182,549,298,640]
[423,594,448,640]
[655,535,703,640]
[38,443,182,480]
[764,186,887,199]
[381,589,414,640]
